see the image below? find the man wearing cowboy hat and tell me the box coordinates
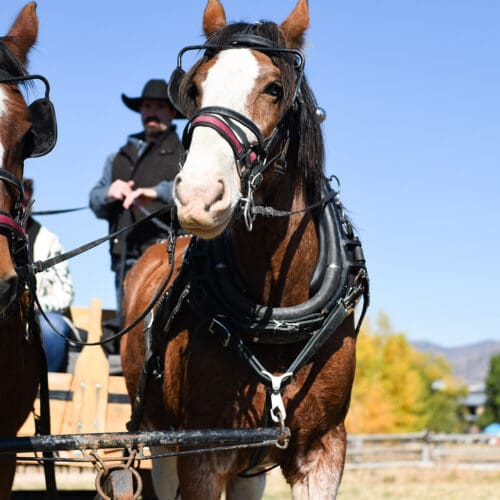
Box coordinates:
[89,79,184,327]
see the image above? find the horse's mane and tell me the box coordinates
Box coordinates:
[0,37,27,77]
[180,21,325,203]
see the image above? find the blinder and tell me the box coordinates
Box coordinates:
[0,71,57,159]
[168,64,195,119]
[26,96,57,158]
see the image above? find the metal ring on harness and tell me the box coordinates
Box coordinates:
[95,464,143,500]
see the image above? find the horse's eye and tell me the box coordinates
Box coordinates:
[264,82,283,100]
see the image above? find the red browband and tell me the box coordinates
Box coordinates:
[191,115,258,164]
[0,213,27,239]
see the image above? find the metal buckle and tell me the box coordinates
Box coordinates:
[261,371,293,424]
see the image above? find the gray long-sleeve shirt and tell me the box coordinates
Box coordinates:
[89,135,174,220]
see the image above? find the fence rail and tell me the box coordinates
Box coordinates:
[346,431,500,469]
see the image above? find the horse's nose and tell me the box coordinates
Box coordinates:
[0,274,18,310]
[174,175,227,212]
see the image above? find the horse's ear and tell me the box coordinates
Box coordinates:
[203,0,227,37]
[280,0,309,49]
[4,2,38,65]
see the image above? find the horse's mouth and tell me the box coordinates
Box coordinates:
[177,211,233,240]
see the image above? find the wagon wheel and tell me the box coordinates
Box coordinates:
[95,465,143,500]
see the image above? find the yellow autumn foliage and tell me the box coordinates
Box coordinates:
[346,313,465,434]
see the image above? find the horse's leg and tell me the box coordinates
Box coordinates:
[177,455,225,500]
[150,449,179,499]
[226,474,266,500]
[286,424,347,500]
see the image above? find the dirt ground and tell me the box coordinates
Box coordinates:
[13,464,500,499]
[263,466,500,499]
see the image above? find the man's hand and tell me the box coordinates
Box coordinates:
[107,180,135,201]
[122,187,157,209]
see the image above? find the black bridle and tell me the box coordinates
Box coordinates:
[0,169,27,261]
[168,33,305,230]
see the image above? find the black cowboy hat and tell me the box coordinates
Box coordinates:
[121,79,183,118]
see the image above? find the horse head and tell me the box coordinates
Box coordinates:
[0,3,38,312]
[171,0,324,240]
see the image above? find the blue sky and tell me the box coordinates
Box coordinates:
[3,1,499,347]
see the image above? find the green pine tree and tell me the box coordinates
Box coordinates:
[477,354,500,428]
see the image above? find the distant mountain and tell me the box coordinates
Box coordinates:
[411,340,500,385]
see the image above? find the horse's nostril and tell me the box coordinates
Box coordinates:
[207,180,226,211]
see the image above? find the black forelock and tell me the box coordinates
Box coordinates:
[0,38,27,77]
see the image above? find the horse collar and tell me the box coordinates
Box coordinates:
[182,183,368,344]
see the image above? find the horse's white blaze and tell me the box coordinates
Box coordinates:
[201,49,259,113]
[174,49,261,238]
[0,88,8,166]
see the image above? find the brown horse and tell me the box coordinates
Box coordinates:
[122,0,368,498]
[0,3,57,496]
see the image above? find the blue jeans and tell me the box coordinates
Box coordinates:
[39,312,71,372]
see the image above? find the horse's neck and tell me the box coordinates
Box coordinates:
[231,187,318,307]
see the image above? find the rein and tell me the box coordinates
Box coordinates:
[29,205,178,349]
[26,206,170,275]
[32,206,88,216]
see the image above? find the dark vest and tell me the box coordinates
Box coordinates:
[108,127,183,259]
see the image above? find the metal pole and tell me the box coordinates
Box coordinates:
[0,428,289,454]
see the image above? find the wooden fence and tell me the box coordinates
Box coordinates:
[346,431,500,469]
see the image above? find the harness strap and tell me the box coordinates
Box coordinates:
[25,271,58,499]
[0,168,24,196]
[37,332,59,500]
[26,205,171,274]
[32,206,88,216]
[128,264,191,432]
[208,268,368,424]
[188,115,258,164]
[0,212,27,239]
[250,189,336,218]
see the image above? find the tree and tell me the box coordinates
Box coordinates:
[477,354,500,428]
[346,312,467,434]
